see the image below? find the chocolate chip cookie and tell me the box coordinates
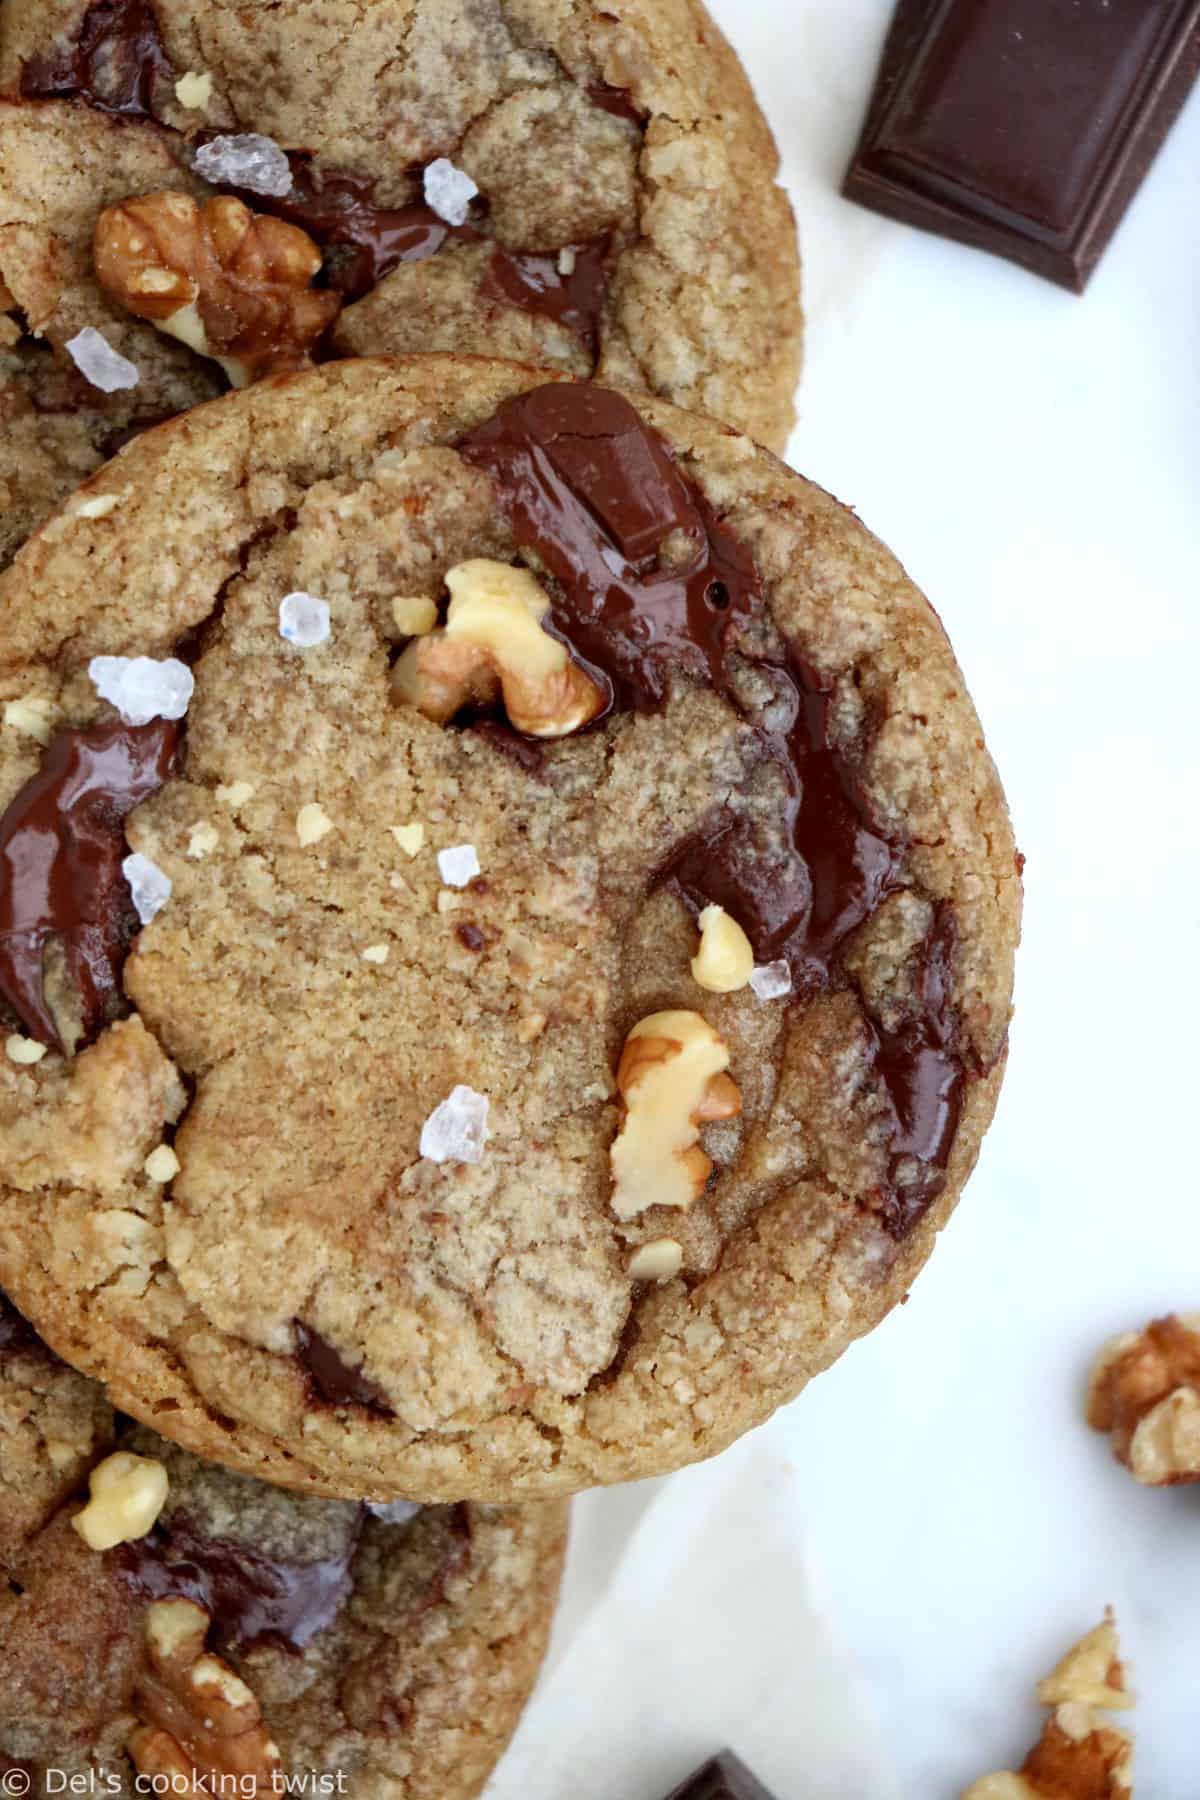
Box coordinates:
[0,1292,567,1799]
[0,0,802,571]
[0,356,1020,1501]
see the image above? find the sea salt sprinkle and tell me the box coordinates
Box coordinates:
[437,843,480,888]
[749,960,793,1002]
[122,853,171,924]
[367,1500,422,1524]
[278,591,331,648]
[65,328,139,393]
[420,1085,490,1165]
[423,157,478,226]
[89,656,194,726]
[193,132,293,198]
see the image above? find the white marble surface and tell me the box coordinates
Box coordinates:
[491,3,1200,1794]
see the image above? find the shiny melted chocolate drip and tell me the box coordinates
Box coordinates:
[19,0,172,121]
[0,718,179,1048]
[481,237,613,353]
[119,1508,362,1652]
[459,384,967,1228]
[294,1322,396,1417]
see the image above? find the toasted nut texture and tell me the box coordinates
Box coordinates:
[963,1614,1134,1800]
[628,1238,683,1282]
[1086,1313,1200,1485]
[691,903,755,993]
[610,1011,741,1221]
[94,191,340,386]
[392,559,606,738]
[70,1450,169,1551]
[130,1598,282,1793]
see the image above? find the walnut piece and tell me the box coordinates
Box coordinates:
[392,559,606,738]
[610,1010,741,1221]
[71,1451,169,1551]
[963,1614,1134,1800]
[691,903,754,993]
[94,191,341,386]
[1086,1314,1200,1486]
[129,1598,282,1794]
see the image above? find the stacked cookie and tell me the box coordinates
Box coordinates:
[0,2,1018,1794]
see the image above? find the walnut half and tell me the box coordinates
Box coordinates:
[1086,1313,1200,1486]
[610,1010,741,1221]
[129,1598,282,1794]
[94,191,341,386]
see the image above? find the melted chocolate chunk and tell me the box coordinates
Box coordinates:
[119,1508,362,1651]
[664,1751,777,1800]
[482,238,613,353]
[294,1322,396,1417]
[459,383,968,1227]
[0,718,179,1049]
[226,155,474,303]
[455,923,485,953]
[19,0,172,121]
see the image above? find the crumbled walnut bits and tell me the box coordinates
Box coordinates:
[94,191,340,386]
[963,1613,1134,1800]
[71,1451,169,1550]
[1087,1314,1200,1485]
[130,1599,282,1794]
[610,1011,741,1219]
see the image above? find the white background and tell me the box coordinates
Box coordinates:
[491,4,1200,1795]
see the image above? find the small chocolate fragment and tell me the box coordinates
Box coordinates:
[482,237,613,353]
[469,719,547,777]
[587,81,646,126]
[0,717,178,1048]
[19,0,172,122]
[664,1750,778,1800]
[844,0,1200,291]
[455,923,485,953]
[294,1321,396,1418]
[120,1507,362,1651]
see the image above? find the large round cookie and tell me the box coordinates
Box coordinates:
[0,0,801,570]
[0,1292,567,1799]
[0,356,1020,1501]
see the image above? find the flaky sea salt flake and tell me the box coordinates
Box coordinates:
[122,853,171,925]
[437,843,480,888]
[367,1500,422,1524]
[423,157,478,225]
[749,959,792,1002]
[420,1085,490,1165]
[89,656,194,726]
[278,591,331,648]
[66,328,139,393]
[193,132,293,198]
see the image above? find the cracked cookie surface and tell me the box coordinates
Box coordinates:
[0,1292,567,1800]
[0,356,1019,1501]
[0,0,802,568]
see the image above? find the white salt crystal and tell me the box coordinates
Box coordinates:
[193,132,293,198]
[420,1085,489,1165]
[437,843,480,888]
[423,157,478,226]
[122,853,171,924]
[65,328,139,393]
[278,591,331,648]
[89,656,194,726]
[367,1500,422,1525]
[749,959,793,1002]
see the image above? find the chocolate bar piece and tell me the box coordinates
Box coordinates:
[664,1751,778,1800]
[843,0,1200,290]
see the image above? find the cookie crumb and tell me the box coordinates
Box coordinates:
[3,697,55,744]
[437,843,481,888]
[557,247,577,276]
[89,655,194,726]
[65,327,139,393]
[436,890,463,915]
[750,960,792,1002]
[144,1145,181,1182]
[296,803,334,847]
[279,592,331,648]
[6,1034,47,1066]
[516,1012,546,1043]
[362,944,389,964]
[216,780,256,809]
[187,822,220,859]
[390,823,426,857]
[392,596,439,636]
[420,1085,490,1165]
[423,158,478,225]
[175,70,213,109]
[193,133,293,198]
[122,853,172,924]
